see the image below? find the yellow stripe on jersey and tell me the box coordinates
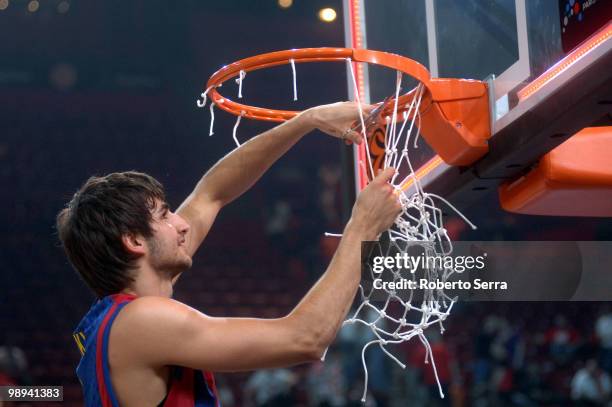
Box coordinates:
[73,331,86,355]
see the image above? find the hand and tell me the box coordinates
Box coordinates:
[304,101,374,145]
[350,168,402,238]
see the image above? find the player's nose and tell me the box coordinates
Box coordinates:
[174,213,190,235]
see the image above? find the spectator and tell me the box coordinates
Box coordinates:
[596,308,612,375]
[244,368,297,407]
[571,359,611,406]
[306,349,346,407]
[544,314,580,365]
[473,316,498,389]
[0,346,28,385]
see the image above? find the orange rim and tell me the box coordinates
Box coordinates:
[205,47,432,122]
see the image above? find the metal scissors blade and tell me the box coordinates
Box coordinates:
[349,96,395,134]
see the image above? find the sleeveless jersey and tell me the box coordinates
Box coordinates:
[73,293,220,407]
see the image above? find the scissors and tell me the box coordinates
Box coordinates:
[347,95,395,137]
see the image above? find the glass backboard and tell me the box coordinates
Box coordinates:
[343,0,611,213]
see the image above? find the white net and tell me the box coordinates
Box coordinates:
[344,60,476,402]
[198,56,476,402]
[197,59,299,145]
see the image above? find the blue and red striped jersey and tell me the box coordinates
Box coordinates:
[73,294,220,407]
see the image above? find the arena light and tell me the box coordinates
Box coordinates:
[318,8,337,23]
[57,1,69,14]
[27,0,38,12]
[278,0,292,9]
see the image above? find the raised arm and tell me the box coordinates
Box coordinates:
[112,169,401,372]
[176,102,371,257]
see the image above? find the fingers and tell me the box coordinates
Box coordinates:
[316,101,376,145]
[372,167,396,184]
[352,165,402,235]
[339,100,373,118]
[361,104,375,115]
[344,129,363,145]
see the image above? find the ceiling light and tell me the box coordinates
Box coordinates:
[27,0,39,12]
[57,1,69,14]
[318,8,337,23]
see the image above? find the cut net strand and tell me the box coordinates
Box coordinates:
[232,111,245,147]
[290,58,298,101]
[235,70,246,99]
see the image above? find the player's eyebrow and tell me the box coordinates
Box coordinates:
[157,202,170,216]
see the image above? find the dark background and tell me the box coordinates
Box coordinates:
[1,1,612,406]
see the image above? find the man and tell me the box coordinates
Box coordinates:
[57,102,402,406]
[571,359,612,406]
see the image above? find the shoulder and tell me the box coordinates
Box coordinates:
[115,296,202,331]
[109,296,204,365]
[122,295,184,314]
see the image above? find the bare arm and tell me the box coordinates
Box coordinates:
[176,102,371,258]
[285,167,401,354]
[112,169,400,371]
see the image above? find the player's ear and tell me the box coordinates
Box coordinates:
[122,233,146,256]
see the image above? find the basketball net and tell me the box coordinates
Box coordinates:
[340,60,476,402]
[198,56,476,402]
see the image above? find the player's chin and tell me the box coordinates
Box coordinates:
[169,257,192,278]
[179,255,193,270]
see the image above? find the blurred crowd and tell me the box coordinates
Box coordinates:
[2,111,612,406]
[236,305,612,407]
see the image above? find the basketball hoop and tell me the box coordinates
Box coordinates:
[203,47,491,166]
[199,47,484,401]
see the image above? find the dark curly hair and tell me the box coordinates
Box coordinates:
[56,171,165,297]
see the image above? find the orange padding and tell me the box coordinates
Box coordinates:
[499,127,612,217]
[421,79,490,166]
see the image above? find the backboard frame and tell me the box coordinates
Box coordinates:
[343,0,612,213]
